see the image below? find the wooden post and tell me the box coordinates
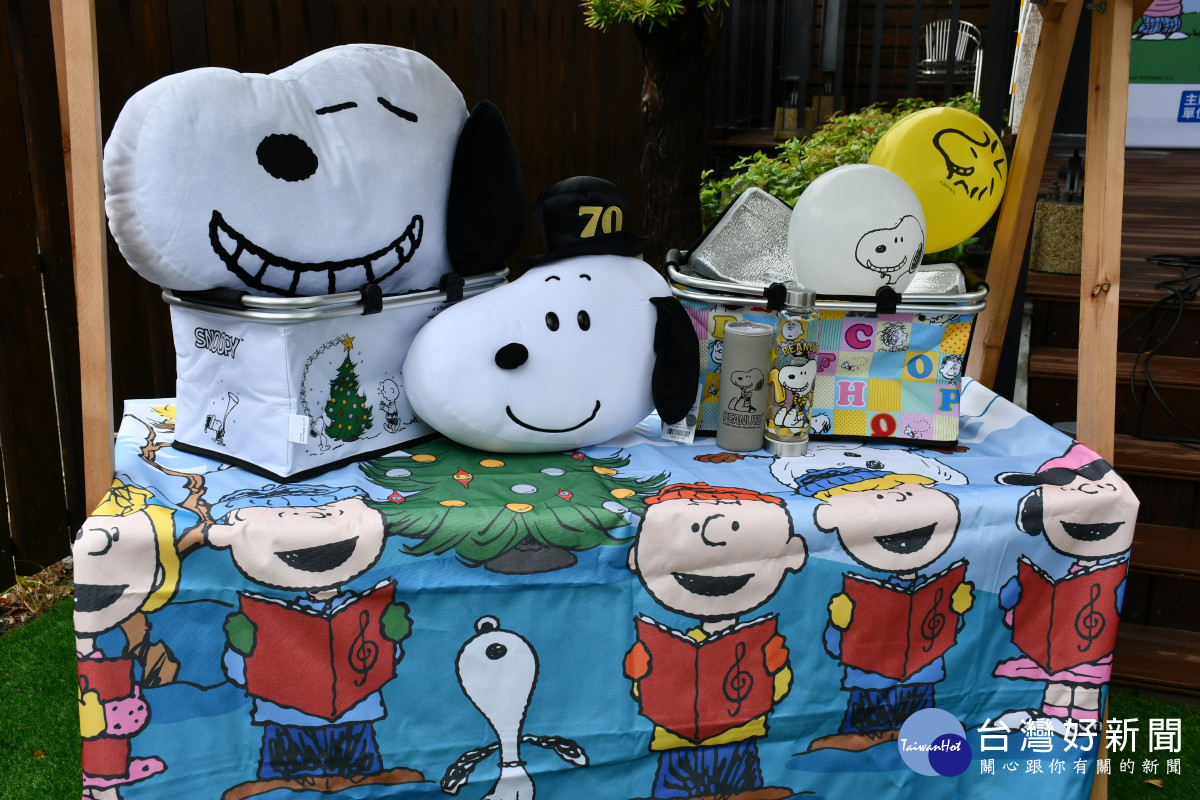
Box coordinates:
[965,0,1147,795]
[1076,0,1135,464]
[51,0,113,512]
[965,0,1084,386]
[1082,6,1138,794]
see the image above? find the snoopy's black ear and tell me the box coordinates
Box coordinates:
[447,101,524,276]
[649,296,700,425]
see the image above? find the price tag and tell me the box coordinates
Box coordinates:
[661,387,702,444]
[288,414,310,444]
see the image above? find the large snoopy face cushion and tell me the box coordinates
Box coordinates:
[104,45,518,296]
[402,254,699,452]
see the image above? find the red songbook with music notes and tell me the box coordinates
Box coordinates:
[1011,556,1126,674]
[240,581,396,720]
[633,614,778,744]
[838,561,967,682]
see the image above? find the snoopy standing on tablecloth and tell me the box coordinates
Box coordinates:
[442,617,588,799]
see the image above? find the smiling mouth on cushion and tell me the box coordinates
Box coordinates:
[276,538,358,573]
[74,584,128,614]
[1063,521,1123,542]
[505,401,601,434]
[210,210,422,296]
[673,572,752,597]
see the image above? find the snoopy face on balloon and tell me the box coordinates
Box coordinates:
[104,45,471,296]
[854,214,925,285]
[932,127,1007,201]
[788,164,927,296]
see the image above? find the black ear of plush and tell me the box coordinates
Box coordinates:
[447,101,525,276]
[649,296,701,425]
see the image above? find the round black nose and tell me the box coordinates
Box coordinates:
[486,643,507,660]
[256,133,318,182]
[495,342,528,370]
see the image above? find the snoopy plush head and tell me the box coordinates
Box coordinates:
[402,177,699,453]
[104,44,522,296]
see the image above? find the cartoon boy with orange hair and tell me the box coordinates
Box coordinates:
[74,479,181,799]
[624,483,808,799]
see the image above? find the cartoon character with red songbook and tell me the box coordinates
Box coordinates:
[806,468,973,752]
[991,442,1139,734]
[208,483,419,800]
[74,480,180,799]
[624,483,808,800]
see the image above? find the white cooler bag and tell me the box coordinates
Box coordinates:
[165,272,505,481]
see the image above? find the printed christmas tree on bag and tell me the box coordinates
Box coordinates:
[325,336,374,442]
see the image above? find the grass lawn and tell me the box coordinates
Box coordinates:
[0,599,81,800]
[1,596,1197,798]
[1107,689,1200,798]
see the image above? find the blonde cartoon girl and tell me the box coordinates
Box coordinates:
[74,480,180,799]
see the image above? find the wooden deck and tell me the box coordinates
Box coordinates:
[1039,146,1200,272]
[1025,146,1200,695]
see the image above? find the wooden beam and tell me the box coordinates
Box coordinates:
[965,0,1085,386]
[1082,6,1138,793]
[51,0,113,513]
[1075,0,1134,464]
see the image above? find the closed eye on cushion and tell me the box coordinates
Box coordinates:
[378,97,418,122]
[315,102,357,115]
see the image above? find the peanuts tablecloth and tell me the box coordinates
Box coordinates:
[73,378,1139,800]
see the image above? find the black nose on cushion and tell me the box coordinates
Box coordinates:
[495,342,529,370]
[256,133,318,182]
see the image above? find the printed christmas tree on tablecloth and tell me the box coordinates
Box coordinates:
[325,336,374,442]
[361,441,670,572]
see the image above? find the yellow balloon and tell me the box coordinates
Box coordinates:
[869,106,1007,253]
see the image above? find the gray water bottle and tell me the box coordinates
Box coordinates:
[716,320,774,451]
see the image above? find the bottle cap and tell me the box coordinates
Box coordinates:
[786,287,816,309]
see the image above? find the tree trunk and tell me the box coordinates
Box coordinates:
[634,5,724,270]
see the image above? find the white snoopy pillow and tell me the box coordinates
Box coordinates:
[403,255,698,452]
[402,176,699,453]
[104,44,521,296]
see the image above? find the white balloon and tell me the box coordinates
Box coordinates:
[788,164,926,296]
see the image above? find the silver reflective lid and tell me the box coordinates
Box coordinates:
[689,188,794,286]
[905,261,967,295]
